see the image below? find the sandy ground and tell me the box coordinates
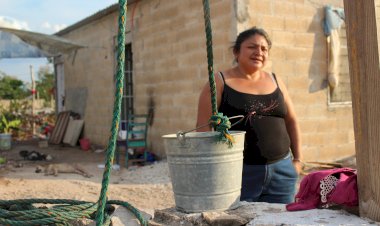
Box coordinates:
[0,141,358,224]
[0,142,175,216]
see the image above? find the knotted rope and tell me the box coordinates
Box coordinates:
[0,1,147,225]
[209,113,234,147]
[202,0,234,146]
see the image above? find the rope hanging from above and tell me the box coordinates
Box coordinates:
[202,0,234,146]
[0,1,148,226]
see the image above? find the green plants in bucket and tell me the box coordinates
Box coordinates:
[0,114,21,151]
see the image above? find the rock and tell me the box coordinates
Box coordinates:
[67,218,95,226]
[226,202,257,221]
[152,207,207,226]
[202,211,248,226]
[111,205,152,226]
[150,203,256,226]
[66,206,152,226]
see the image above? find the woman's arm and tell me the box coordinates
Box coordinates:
[196,74,224,132]
[276,75,303,173]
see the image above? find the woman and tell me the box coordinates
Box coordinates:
[196,27,302,204]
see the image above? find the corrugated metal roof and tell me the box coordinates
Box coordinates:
[55,0,139,36]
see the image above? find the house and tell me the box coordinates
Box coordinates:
[54,0,354,161]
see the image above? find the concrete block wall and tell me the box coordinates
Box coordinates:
[60,0,355,162]
[239,0,355,162]
[131,0,236,157]
[61,12,120,146]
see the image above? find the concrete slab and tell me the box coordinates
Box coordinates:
[245,202,378,226]
[149,202,380,226]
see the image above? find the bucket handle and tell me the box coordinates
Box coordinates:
[176,115,245,143]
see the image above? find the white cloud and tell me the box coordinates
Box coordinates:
[41,21,67,32]
[0,16,30,30]
[53,24,67,32]
[42,21,51,29]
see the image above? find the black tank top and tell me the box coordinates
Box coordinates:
[218,72,290,165]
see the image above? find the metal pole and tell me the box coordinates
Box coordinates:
[30,65,35,136]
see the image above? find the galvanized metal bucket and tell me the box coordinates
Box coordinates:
[162,131,245,213]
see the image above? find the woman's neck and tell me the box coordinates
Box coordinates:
[234,66,262,80]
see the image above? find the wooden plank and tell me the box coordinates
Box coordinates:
[63,119,84,146]
[344,0,380,221]
[49,111,71,144]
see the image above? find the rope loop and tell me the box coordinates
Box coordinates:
[209,113,234,147]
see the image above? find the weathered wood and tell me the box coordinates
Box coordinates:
[48,111,71,144]
[344,0,380,221]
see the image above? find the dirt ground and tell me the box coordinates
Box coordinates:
[0,140,357,221]
[0,141,175,217]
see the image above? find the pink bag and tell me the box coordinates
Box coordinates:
[286,168,358,211]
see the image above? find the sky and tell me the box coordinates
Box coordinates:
[0,0,118,82]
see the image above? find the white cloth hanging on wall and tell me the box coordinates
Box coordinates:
[324,6,345,88]
[327,30,341,88]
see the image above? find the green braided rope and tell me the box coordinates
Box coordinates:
[0,0,147,225]
[95,0,127,224]
[96,0,147,225]
[0,199,96,225]
[209,113,233,147]
[0,199,143,225]
[202,0,233,146]
[202,0,217,115]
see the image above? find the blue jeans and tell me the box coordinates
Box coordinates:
[240,154,298,204]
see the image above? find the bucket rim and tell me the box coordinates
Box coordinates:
[162,130,245,139]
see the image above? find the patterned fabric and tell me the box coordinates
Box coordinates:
[286,168,358,211]
[320,174,339,207]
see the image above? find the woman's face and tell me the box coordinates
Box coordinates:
[235,34,269,70]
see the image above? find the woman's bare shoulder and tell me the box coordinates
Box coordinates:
[271,72,285,86]
[220,68,237,80]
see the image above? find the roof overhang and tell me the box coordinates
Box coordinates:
[0,27,85,59]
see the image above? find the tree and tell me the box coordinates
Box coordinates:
[35,65,54,101]
[0,73,29,99]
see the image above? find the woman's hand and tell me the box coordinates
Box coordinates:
[292,159,303,175]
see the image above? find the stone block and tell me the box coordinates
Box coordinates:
[150,202,377,226]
